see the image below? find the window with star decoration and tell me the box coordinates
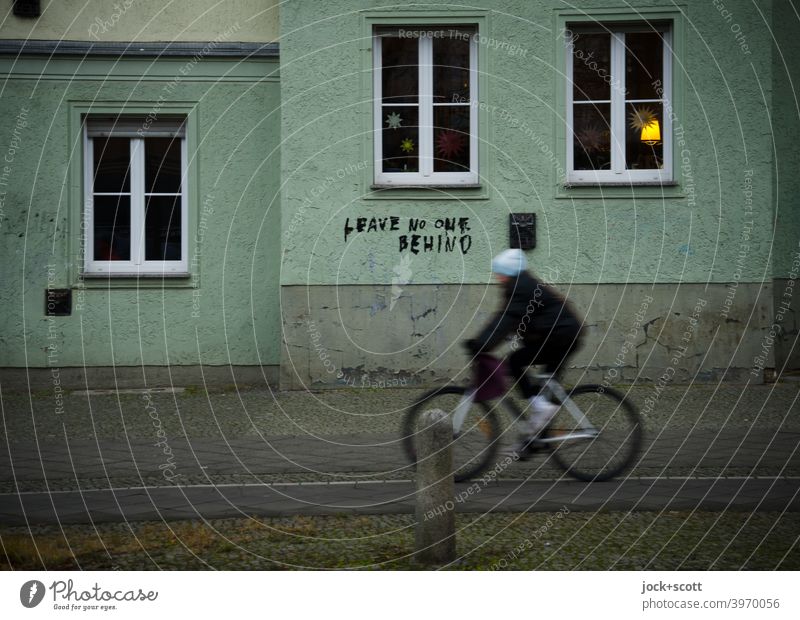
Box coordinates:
[566,22,673,184]
[373,26,478,186]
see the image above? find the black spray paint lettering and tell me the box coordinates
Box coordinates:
[398,234,472,254]
[344,216,401,242]
[400,218,472,254]
[344,216,472,254]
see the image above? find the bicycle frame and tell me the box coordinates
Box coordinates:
[534,373,599,443]
[452,389,476,436]
[450,372,598,443]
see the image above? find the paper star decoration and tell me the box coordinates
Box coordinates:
[435,130,465,159]
[400,138,415,153]
[628,105,657,131]
[385,112,403,129]
[575,124,607,153]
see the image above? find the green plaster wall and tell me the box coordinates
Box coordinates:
[0,55,282,368]
[772,0,800,279]
[279,0,777,286]
[0,0,279,43]
[770,0,800,371]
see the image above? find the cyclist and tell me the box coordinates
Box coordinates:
[465,248,583,453]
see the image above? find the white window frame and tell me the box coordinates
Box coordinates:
[373,28,479,186]
[83,119,188,275]
[566,25,672,184]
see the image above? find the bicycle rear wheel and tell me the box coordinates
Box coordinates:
[402,386,502,482]
[549,385,642,482]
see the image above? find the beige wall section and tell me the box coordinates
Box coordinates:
[0,0,279,42]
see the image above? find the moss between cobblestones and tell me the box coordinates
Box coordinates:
[2,511,797,570]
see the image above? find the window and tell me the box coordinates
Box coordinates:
[83,117,187,274]
[566,23,672,184]
[373,26,478,186]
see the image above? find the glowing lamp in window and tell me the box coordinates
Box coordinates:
[628,105,661,146]
[640,120,661,145]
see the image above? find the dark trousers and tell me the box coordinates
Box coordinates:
[509,329,581,399]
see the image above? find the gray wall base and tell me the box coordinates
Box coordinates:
[280,282,777,390]
[5,280,785,391]
[0,365,278,391]
[772,278,800,372]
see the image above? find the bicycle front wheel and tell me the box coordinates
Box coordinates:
[402,386,502,482]
[549,384,642,482]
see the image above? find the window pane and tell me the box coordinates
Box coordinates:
[625,32,663,100]
[572,104,611,171]
[381,36,418,104]
[433,31,471,103]
[571,33,611,101]
[93,137,130,193]
[626,103,663,170]
[146,138,182,193]
[382,106,419,173]
[572,33,611,101]
[93,195,130,261]
[145,195,182,261]
[433,106,470,172]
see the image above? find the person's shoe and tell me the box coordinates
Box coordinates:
[506,434,546,460]
[505,436,531,459]
[526,396,559,436]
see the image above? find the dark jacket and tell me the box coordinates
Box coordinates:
[472,271,582,353]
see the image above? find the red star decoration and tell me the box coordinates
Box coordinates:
[435,130,465,160]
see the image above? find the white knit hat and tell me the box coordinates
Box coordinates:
[491,248,526,276]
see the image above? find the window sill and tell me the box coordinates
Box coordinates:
[82,272,191,279]
[366,184,488,200]
[370,184,482,190]
[77,272,195,289]
[556,181,685,200]
[562,181,679,188]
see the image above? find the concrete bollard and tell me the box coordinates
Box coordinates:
[414,408,456,565]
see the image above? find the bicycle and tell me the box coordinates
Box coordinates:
[402,353,642,482]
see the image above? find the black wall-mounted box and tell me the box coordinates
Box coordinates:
[509,213,536,250]
[13,0,41,18]
[45,289,72,316]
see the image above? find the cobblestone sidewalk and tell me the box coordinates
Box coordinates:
[1,383,798,523]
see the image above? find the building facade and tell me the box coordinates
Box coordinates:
[1,0,798,390]
[1,0,283,387]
